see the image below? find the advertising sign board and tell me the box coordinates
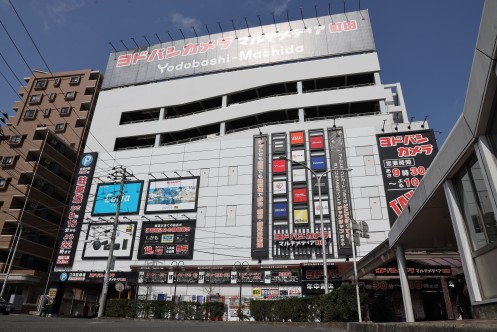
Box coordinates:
[137,221,196,259]
[92,181,143,216]
[145,177,200,213]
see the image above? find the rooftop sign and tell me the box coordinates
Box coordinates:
[102,10,374,89]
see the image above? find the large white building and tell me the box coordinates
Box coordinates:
[50,10,439,319]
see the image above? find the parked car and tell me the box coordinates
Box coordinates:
[0,297,15,315]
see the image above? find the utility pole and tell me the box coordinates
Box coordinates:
[98,166,126,318]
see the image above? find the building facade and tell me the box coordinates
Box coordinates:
[0,69,102,311]
[51,11,438,319]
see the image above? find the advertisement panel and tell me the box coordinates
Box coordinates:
[273,202,288,219]
[290,131,305,146]
[272,159,286,173]
[102,11,375,89]
[145,177,200,213]
[292,168,306,182]
[292,188,308,203]
[252,135,269,258]
[291,150,305,163]
[328,128,353,257]
[311,156,326,170]
[314,200,330,216]
[137,221,196,259]
[293,209,309,224]
[273,180,287,195]
[92,181,143,216]
[376,130,438,226]
[82,222,136,259]
[55,152,98,267]
[301,264,344,295]
[310,136,324,150]
[272,139,287,155]
[311,176,329,194]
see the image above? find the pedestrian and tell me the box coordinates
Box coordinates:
[39,297,48,317]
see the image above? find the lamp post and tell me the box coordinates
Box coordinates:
[170,261,185,302]
[278,156,333,294]
[233,261,249,320]
[349,219,362,322]
[0,211,23,299]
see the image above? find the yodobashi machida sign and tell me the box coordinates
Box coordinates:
[102,10,375,89]
[56,152,98,267]
[252,135,269,258]
[376,130,438,226]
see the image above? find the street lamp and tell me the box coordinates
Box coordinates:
[170,261,184,302]
[233,261,249,320]
[349,219,362,322]
[278,156,334,294]
[0,211,22,299]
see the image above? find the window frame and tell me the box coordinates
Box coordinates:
[34,79,47,90]
[48,92,56,102]
[64,91,76,101]
[69,76,80,85]
[54,78,61,87]
[59,107,71,116]
[1,156,15,166]
[8,135,23,146]
[54,123,66,132]
[28,94,43,105]
[23,109,37,120]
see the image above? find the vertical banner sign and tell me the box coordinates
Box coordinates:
[328,128,353,257]
[252,135,269,258]
[377,130,438,226]
[56,152,98,266]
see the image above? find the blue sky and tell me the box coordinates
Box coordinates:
[0,0,484,146]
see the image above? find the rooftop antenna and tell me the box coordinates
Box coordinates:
[131,37,140,48]
[343,0,349,22]
[328,2,334,23]
[108,42,118,52]
[408,116,414,129]
[286,10,293,31]
[192,26,199,44]
[315,5,321,26]
[421,115,429,128]
[205,24,211,39]
[381,119,386,132]
[300,7,307,29]
[359,0,365,20]
[231,20,238,39]
[271,12,279,33]
[167,31,174,42]
[257,15,265,35]
[143,35,151,46]
[178,28,186,41]
[155,33,162,43]
[120,39,129,50]
[244,17,252,37]
[217,22,225,41]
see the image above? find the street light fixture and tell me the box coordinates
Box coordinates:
[233,261,249,320]
[0,211,23,299]
[278,156,334,294]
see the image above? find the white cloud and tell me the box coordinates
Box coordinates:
[168,11,202,32]
[43,0,85,30]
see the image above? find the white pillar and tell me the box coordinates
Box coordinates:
[298,108,304,123]
[220,122,226,136]
[297,81,303,94]
[396,245,415,322]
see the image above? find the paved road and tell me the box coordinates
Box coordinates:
[0,314,347,332]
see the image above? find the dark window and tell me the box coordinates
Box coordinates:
[0,178,7,189]
[70,76,80,85]
[55,123,66,132]
[54,78,61,87]
[65,91,76,100]
[29,94,42,105]
[8,135,22,146]
[34,79,47,90]
[1,156,14,166]
[24,109,36,119]
[59,107,71,116]
[43,108,51,118]
[48,93,56,102]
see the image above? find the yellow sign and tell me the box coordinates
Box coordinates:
[252,288,262,297]
[294,209,309,224]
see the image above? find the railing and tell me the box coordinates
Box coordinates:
[305,111,381,123]
[120,118,160,125]
[303,82,375,94]
[164,105,222,120]
[227,91,298,106]
[115,144,155,151]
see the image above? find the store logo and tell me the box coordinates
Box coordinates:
[290,132,304,145]
[81,154,94,167]
[60,272,68,282]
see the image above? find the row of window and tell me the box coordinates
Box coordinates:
[24,106,72,120]
[34,76,80,90]
[29,90,76,105]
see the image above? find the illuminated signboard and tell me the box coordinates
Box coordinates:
[311,156,326,170]
[293,208,309,224]
[292,188,308,203]
[103,11,375,89]
[376,130,438,226]
[291,150,305,163]
[55,152,98,267]
[273,202,288,219]
[292,168,306,183]
[92,181,143,216]
[310,136,324,150]
[145,177,200,213]
[252,135,269,258]
[272,159,287,173]
[137,221,196,259]
[273,180,287,195]
[82,222,136,259]
[314,200,330,216]
[290,131,305,146]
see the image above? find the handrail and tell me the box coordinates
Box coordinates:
[120,118,159,125]
[303,82,375,94]
[228,91,298,106]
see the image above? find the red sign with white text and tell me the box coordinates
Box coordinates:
[310,136,324,150]
[272,159,287,173]
[290,131,305,145]
[293,188,308,203]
